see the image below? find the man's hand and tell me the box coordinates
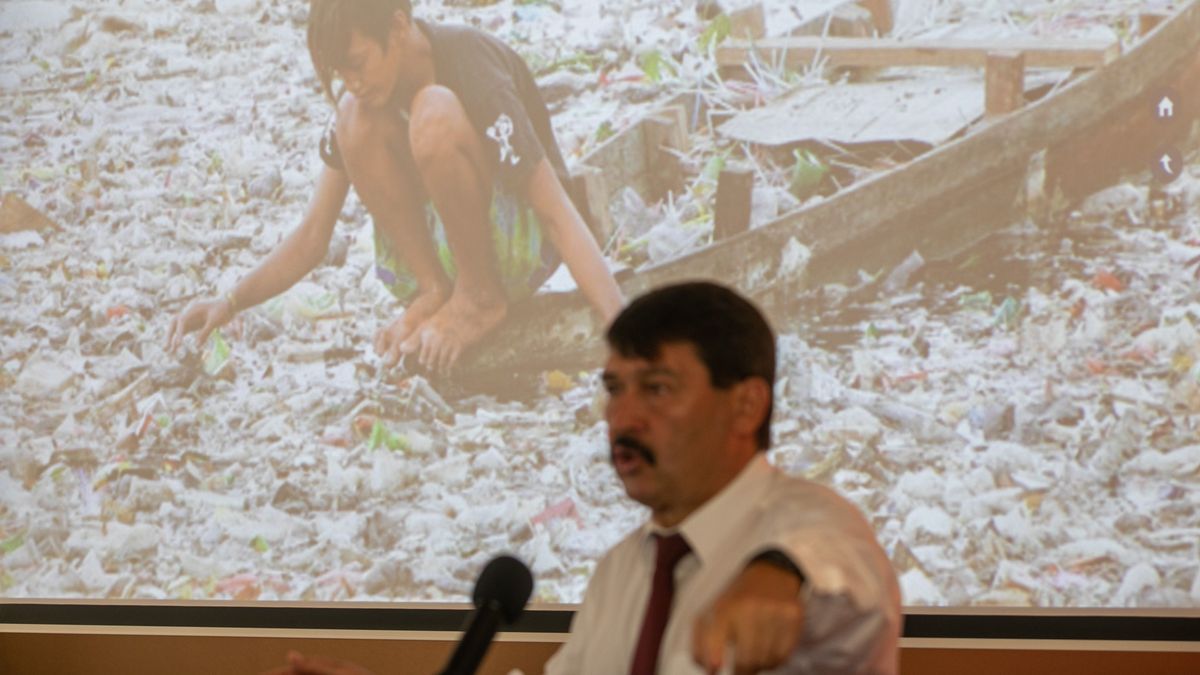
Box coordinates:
[166,297,235,353]
[692,561,805,675]
[260,651,376,675]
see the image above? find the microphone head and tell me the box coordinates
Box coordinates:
[472,555,533,623]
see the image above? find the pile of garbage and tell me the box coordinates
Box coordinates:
[1,0,1195,607]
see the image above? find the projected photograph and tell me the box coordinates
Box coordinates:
[2,0,1198,609]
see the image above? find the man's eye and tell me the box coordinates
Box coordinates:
[645,382,670,395]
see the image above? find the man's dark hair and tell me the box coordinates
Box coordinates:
[307,0,413,102]
[606,281,776,450]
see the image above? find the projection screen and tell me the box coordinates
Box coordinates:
[2,0,1199,628]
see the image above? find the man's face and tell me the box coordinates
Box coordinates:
[602,342,758,527]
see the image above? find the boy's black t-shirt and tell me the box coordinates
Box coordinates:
[320,20,570,196]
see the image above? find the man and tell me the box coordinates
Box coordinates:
[545,281,901,674]
[167,0,622,372]
[273,281,901,675]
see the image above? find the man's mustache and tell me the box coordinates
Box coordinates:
[611,435,656,467]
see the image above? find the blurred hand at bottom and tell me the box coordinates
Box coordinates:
[261,650,377,675]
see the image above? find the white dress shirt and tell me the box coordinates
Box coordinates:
[545,455,901,675]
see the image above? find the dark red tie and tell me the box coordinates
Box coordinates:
[630,533,692,675]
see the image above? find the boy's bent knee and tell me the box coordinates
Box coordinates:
[408,85,473,169]
[410,85,466,124]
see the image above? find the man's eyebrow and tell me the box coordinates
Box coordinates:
[639,366,679,380]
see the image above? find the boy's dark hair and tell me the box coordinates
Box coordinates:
[307,0,413,102]
[606,281,776,450]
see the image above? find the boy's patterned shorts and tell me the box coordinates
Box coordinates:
[373,189,561,303]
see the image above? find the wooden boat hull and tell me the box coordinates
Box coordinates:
[454,2,1200,391]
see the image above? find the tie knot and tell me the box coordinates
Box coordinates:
[654,532,691,570]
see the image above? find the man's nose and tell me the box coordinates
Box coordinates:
[605,393,646,435]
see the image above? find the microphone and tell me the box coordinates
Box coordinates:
[438,555,534,675]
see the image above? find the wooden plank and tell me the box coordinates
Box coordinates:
[1046,40,1200,202]
[578,121,649,204]
[642,105,688,201]
[858,0,894,35]
[784,0,871,37]
[714,164,754,241]
[986,51,1025,117]
[1139,13,1168,36]
[451,2,1200,388]
[569,165,613,248]
[573,102,689,217]
[717,36,1121,70]
[717,73,989,148]
[729,3,766,39]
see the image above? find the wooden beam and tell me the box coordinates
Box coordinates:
[717,37,1120,70]
[986,51,1025,117]
[450,2,1200,386]
[569,165,613,248]
[1047,40,1200,202]
[714,163,754,241]
[857,0,894,35]
[729,3,766,40]
[642,105,689,201]
[1139,12,1168,36]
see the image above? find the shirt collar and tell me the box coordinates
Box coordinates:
[638,454,774,565]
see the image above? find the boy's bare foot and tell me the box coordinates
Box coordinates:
[374,287,448,367]
[401,290,507,373]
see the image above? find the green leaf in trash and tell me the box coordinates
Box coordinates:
[958,290,993,312]
[864,323,881,340]
[368,419,387,449]
[594,120,614,144]
[701,153,727,184]
[251,535,269,554]
[699,14,732,51]
[994,296,1021,330]
[155,414,171,429]
[368,419,409,452]
[207,151,223,175]
[1,532,25,554]
[638,50,674,83]
[789,149,828,200]
[203,330,231,376]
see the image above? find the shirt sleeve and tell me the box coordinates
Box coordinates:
[318,113,344,171]
[471,83,546,193]
[760,486,902,674]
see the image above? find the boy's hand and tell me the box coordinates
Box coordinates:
[167,297,235,353]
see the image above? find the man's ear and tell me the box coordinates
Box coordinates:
[732,377,771,438]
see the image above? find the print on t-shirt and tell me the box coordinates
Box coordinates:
[486,113,521,168]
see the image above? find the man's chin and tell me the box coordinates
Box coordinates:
[617,472,658,507]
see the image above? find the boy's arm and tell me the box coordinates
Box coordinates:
[167,166,350,351]
[524,158,623,323]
